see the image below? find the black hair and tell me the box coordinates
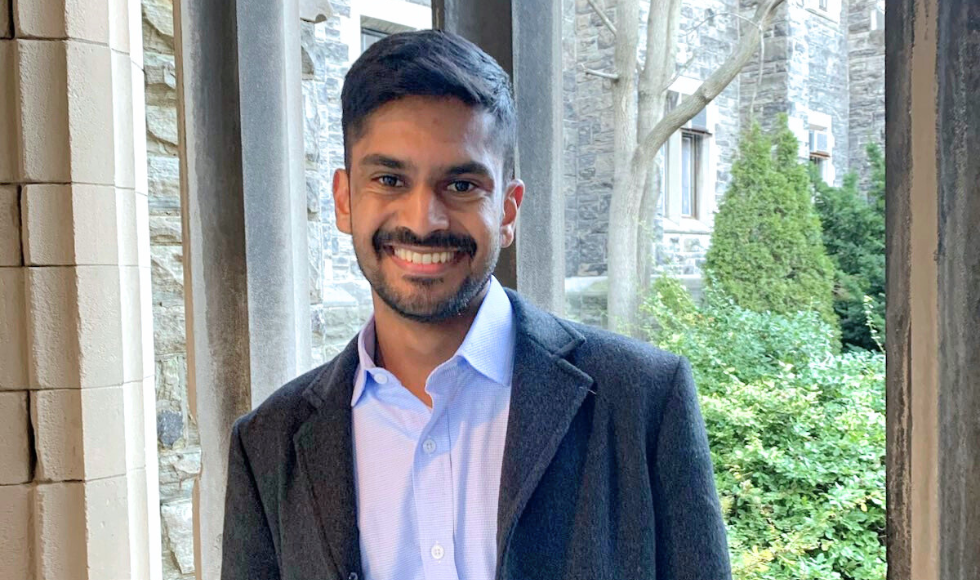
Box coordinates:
[341,30,517,178]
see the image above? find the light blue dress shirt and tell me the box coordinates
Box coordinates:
[351,277,516,580]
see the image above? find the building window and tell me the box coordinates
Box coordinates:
[681,131,701,218]
[809,124,833,183]
[805,0,842,21]
[361,28,387,52]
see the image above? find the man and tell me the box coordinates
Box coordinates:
[221,30,731,580]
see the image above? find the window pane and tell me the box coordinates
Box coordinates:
[361,29,387,52]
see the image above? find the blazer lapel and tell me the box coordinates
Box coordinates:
[293,337,363,579]
[496,290,595,563]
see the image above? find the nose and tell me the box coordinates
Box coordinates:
[399,184,450,239]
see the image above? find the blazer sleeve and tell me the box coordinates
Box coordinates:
[221,420,281,580]
[651,356,732,580]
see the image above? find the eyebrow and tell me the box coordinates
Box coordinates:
[445,161,494,179]
[359,154,413,170]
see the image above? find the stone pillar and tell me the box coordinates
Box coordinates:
[0,0,161,579]
[171,0,312,577]
[432,0,566,313]
[885,0,980,578]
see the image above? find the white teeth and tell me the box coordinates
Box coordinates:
[393,248,457,265]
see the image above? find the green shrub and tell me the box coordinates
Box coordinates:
[812,143,886,351]
[704,116,837,332]
[643,278,886,580]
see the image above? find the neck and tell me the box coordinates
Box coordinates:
[372,283,490,405]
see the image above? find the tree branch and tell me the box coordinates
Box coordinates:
[583,67,620,80]
[586,0,617,37]
[662,11,766,93]
[633,0,785,173]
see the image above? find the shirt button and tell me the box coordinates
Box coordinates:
[430,543,445,560]
[374,373,388,385]
[422,438,437,454]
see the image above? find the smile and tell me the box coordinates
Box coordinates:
[391,247,459,265]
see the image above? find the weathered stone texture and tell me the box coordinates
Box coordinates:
[847,0,885,188]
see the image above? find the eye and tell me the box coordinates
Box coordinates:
[448,180,477,194]
[377,175,403,188]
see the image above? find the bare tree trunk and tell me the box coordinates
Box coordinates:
[604,0,785,334]
[607,0,639,332]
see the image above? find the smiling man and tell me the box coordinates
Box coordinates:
[220,30,732,580]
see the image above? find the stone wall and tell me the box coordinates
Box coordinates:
[847,0,885,187]
[565,0,742,277]
[142,1,199,578]
[806,4,851,185]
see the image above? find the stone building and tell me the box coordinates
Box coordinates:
[138,0,882,576]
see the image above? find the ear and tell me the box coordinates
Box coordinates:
[333,169,352,235]
[499,179,524,248]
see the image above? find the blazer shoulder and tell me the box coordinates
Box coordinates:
[564,319,682,373]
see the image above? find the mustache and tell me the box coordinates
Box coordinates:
[372,227,478,256]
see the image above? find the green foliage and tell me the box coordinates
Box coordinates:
[643,278,886,580]
[812,143,886,351]
[704,116,838,332]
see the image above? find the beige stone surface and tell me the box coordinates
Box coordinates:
[132,63,149,196]
[14,0,110,43]
[0,185,21,266]
[15,39,70,183]
[0,42,16,181]
[25,267,81,390]
[109,0,130,53]
[0,391,31,484]
[85,474,133,578]
[116,188,140,266]
[32,385,127,481]
[27,266,126,389]
[31,389,85,481]
[0,484,32,578]
[66,40,115,185]
[123,380,145,470]
[0,268,29,391]
[34,481,87,580]
[120,266,143,382]
[0,0,10,39]
[21,184,119,266]
[112,51,136,189]
[127,467,151,579]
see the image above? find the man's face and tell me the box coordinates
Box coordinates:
[333,96,523,323]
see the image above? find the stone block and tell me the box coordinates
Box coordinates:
[127,468,151,579]
[112,51,135,189]
[0,485,32,578]
[21,184,120,266]
[14,0,110,43]
[0,185,21,266]
[0,269,28,391]
[142,0,175,56]
[108,0,130,53]
[35,476,132,580]
[161,499,195,575]
[0,391,31,484]
[16,40,115,185]
[0,42,15,181]
[132,63,148,195]
[26,266,124,389]
[120,266,144,382]
[31,385,127,481]
[0,0,9,39]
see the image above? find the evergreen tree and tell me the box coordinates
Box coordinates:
[704,116,838,331]
[812,142,886,351]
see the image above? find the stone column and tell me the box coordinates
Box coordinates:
[885,0,980,578]
[0,0,161,579]
[432,0,566,313]
[171,0,312,577]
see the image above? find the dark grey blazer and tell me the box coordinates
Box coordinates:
[221,289,732,580]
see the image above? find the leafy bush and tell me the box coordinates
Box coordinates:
[704,116,838,332]
[812,143,886,351]
[643,277,886,580]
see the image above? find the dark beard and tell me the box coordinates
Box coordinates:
[358,227,495,323]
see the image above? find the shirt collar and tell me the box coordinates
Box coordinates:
[351,276,516,407]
